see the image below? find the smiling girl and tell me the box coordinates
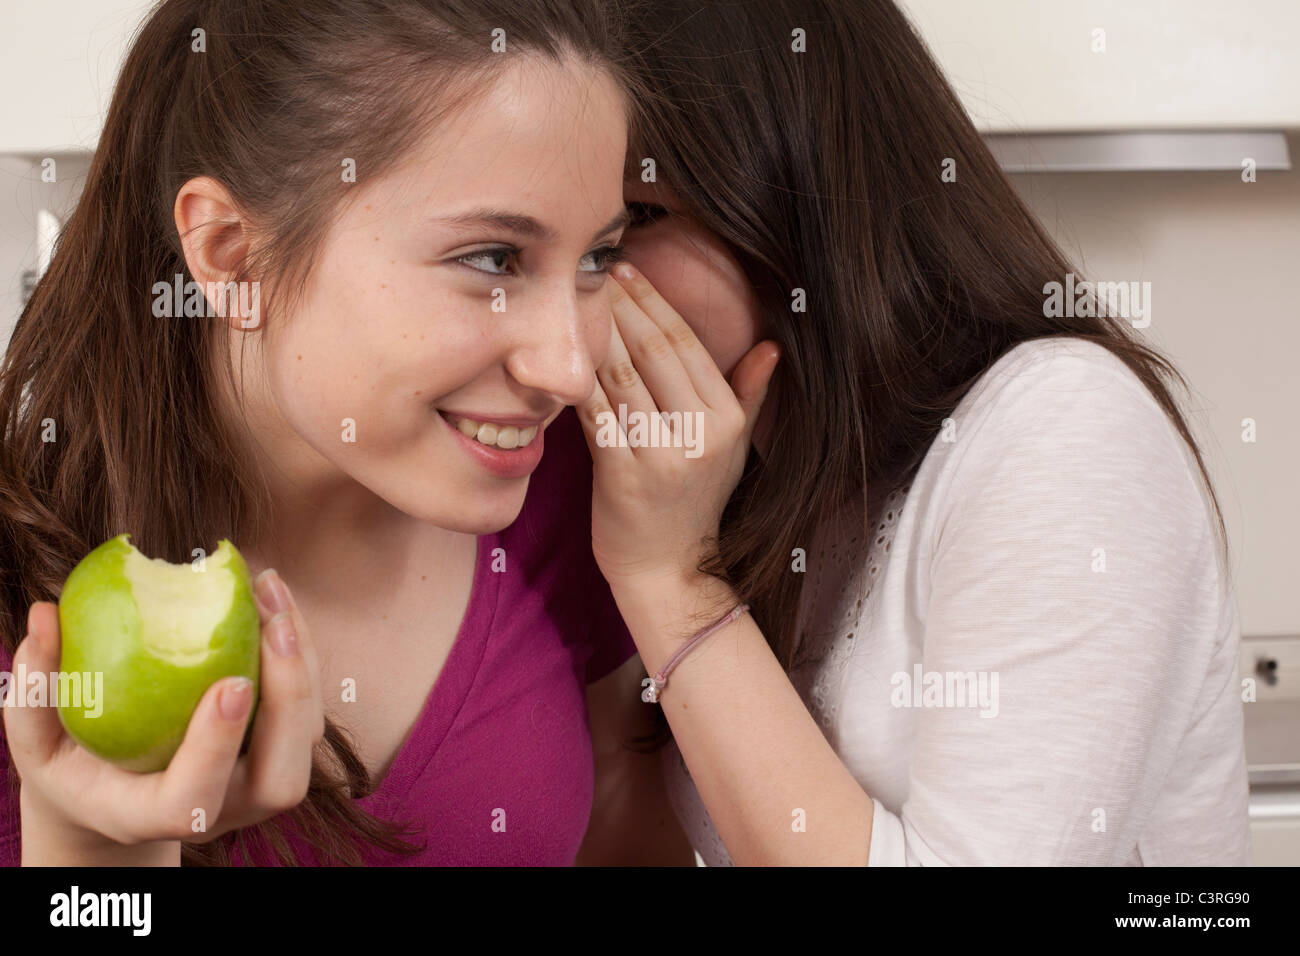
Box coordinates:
[581,0,1251,865]
[0,0,689,866]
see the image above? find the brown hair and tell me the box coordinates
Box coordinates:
[0,0,642,864]
[614,0,1228,741]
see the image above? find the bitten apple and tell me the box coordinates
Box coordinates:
[57,534,260,772]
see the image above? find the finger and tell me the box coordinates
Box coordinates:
[608,273,699,415]
[611,263,734,409]
[577,375,635,466]
[598,300,661,428]
[729,340,782,445]
[3,603,71,767]
[153,674,255,839]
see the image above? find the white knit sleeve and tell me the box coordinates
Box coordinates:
[867,343,1235,866]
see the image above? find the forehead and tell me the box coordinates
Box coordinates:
[371,56,629,224]
[441,56,626,153]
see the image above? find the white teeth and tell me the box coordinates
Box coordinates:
[448,414,540,450]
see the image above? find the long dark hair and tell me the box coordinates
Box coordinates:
[0,0,643,865]
[614,0,1227,719]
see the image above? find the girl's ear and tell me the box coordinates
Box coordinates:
[173,176,260,331]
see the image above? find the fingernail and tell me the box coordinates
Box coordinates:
[256,569,291,615]
[219,677,253,720]
[267,611,298,657]
[613,262,636,281]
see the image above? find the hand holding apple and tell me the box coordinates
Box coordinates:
[4,542,325,861]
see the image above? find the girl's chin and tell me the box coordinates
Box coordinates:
[412,483,530,536]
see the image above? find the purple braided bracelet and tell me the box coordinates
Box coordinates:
[640,602,750,703]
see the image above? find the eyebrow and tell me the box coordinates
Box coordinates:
[432,207,631,243]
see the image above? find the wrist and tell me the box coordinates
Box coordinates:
[610,568,742,652]
[19,785,181,866]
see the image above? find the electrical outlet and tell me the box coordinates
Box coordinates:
[1240,635,1300,703]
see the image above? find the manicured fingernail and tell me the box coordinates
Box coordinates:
[613,262,636,281]
[267,611,298,657]
[219,677,253,720]
[256,569,291,615]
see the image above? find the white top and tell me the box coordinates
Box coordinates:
[663,337,1253,865]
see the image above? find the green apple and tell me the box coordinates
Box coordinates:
[57,534,260,773]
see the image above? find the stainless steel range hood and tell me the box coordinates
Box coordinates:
[986,130,1292,173]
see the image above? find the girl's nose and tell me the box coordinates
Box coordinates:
[504,288,601,406]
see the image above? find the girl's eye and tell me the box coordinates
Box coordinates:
[579,244,627,274]
[626,202,667,228]
[455,243,626,279]
[456,247,517,276]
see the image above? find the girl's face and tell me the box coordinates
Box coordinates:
[245,56,629,534]
[618,178,770,450]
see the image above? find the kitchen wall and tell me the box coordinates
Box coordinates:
[1006,135,1300,638]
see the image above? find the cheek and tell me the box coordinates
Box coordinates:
[622,234,759,377]
[264,253,386,401]
[262,309,354,416]
[267,250,494,409]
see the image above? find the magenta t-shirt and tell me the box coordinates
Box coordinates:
[0,407,640,865]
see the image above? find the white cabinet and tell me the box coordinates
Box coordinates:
[6,1,1298,149]
[897,0,1300,132]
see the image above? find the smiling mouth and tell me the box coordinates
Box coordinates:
[439,411,541,451]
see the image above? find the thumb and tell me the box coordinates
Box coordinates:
[729,340,781,439]
[4,603,70,767]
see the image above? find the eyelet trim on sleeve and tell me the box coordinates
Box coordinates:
[799,483,910,746]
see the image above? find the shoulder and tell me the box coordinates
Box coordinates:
[933,336,1198,483]
[912,336,1224,583]
[949,336,1164,437]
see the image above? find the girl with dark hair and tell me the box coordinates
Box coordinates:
[0,0,694,866]
[575,0,1250,865]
